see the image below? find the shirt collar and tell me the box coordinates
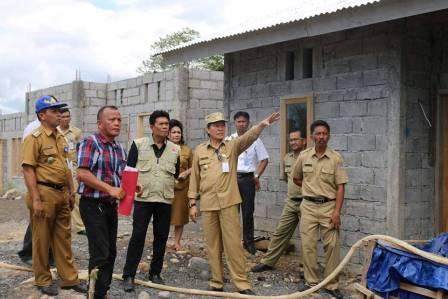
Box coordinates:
[206,138,225,149]
[96,132,116,145]
[311,147,331,159]
[147,134,167,146]
[41,126,57,137]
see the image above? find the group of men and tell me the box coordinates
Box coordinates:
[22,94,348,298]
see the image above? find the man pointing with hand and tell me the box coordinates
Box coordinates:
[188,111,280,295]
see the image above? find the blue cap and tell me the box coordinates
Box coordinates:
[35,95,67,113]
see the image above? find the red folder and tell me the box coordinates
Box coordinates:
[118,166,139,216]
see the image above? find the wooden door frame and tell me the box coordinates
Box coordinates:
[435,92,448,233]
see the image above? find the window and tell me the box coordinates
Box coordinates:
[285,51,295,81]
[144,83,149,103]
[157,81,161,101]
[302,48,313,78]
[280,96,313,177]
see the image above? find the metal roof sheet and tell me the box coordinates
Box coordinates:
[160,0,382,55]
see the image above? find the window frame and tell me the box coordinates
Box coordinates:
[279,95,313,178]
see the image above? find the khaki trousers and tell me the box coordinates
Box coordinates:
[26,185,80,287]
[299,199,340,290]
[71,169,85,233]
[261,198,301,267]
[202,205,251,291]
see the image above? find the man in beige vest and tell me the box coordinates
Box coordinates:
[188,111,280,295]
[58,107,85,235]
[292,120,348,298]
[251,129,306,275]
[122,110,180,292]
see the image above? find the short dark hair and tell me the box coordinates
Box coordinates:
[97,105,119,121]
[289,129,305,139]
[310,120,330,134]
[59,108,70,114]
[233,111,250,121]
[150,110,170,125]
[169,119,184,144]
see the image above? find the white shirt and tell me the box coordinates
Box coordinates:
[22,119,41,140]
[228,132,269,173]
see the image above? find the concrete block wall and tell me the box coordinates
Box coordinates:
[224,20,405,262]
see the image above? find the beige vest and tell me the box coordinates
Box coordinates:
[134,136,179,204]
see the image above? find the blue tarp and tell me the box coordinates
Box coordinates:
[366,233,448,298]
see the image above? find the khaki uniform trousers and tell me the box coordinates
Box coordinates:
[26,185,80,287]
[261,198,301,267]
[70,172,85,233]
[202,204,251,291]
[300,199,340,290]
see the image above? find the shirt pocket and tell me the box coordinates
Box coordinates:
[41,147,58,164]
[199,156,210,172]
[303,164,314,180]
[321,166,335,183]
[138,152,153,172]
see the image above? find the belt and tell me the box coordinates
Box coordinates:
[237,172,254,178]
[37,181,65,191]
[304,196,334,204]
[289,197,302,202]
[81,196,116,205]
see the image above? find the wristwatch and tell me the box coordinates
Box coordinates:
[188,201,196,208]
[254,173,259,179]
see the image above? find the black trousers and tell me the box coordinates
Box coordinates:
[18,224,32,259]
[237,175,256,247]
[80,197,117,299]
[123,201,171,278]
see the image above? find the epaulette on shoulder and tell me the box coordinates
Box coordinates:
[32,129,42,137]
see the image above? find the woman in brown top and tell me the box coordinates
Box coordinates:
[168,119,193,251]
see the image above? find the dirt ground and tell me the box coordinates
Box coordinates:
[0,197,361,298]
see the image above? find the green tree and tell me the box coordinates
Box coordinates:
[137,27,224,73]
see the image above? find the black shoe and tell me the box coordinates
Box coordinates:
[239,289,256,295]
[251,263,274,272]
[38,283,58,296]
[148,273,165,285]
[320,288,344,299]
[244,244,257,255]
[20,257,32,266]
[123,276,134,292]
[77,230,87,235]
[297,281,311,292]
[207,286,224,292]
[61,282,88,294]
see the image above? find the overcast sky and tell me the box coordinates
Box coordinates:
[0,0,300,114]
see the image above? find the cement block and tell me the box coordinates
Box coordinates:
[350,54,378,72]
[343,214,360,232]
[199,100,217,109]
[313,77,336,91]
[341,152,361,167]
[375,135,387,151]
[348,135,376,151]
[200,80,218,90]
[363,69,388,86]
[367,99,387,116]
[336,72,363,89]
[373,168,386,187]
[405,153,422,169]
[339,101,367,117]
[327,118,353,134]
[360,185,386,202]
[360,117,387,135]
[345,184,361,199]
[288,79,313,93]
[315,102,339,118]
[346,167,374,184]
[123,87,140,98]
[360,218,386,234]
[325,58,350,75]
[329,134,348,151]
[361,151,386,168]
[190,89,210,100]
[406,169,421,188]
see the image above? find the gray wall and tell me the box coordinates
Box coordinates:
[224,13,447,261]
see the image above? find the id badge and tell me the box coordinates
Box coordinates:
[222,162,230,173]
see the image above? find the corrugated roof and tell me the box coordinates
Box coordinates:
[160,0,382,55]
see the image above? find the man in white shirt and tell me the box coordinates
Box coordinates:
[228,111,269,255]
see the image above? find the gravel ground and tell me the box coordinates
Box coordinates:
[0,197,361,298]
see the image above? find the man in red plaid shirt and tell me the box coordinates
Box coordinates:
[77,105,127,299]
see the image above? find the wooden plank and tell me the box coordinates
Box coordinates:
[400,282,446,299]
[353,283,383,299]
[441,95,448,233]
[360,240,376,286]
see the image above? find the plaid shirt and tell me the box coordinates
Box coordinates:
[77,132,127,198]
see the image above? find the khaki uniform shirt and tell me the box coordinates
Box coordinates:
[189,124,265,211]
[22,126,69,185]
[59,126,82,168]
[292,147,348,199]
[284,152,302,198]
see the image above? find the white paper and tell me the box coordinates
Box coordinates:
[222,162,229,173]
[124,166,138,172]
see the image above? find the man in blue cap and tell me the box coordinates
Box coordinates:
[22,95,86,296]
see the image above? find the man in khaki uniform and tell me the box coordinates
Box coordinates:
[22,95,86,296]
[292,120,348,298]
[58,107,85,235]
[188,111,280,295]
[251,129,306,275]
